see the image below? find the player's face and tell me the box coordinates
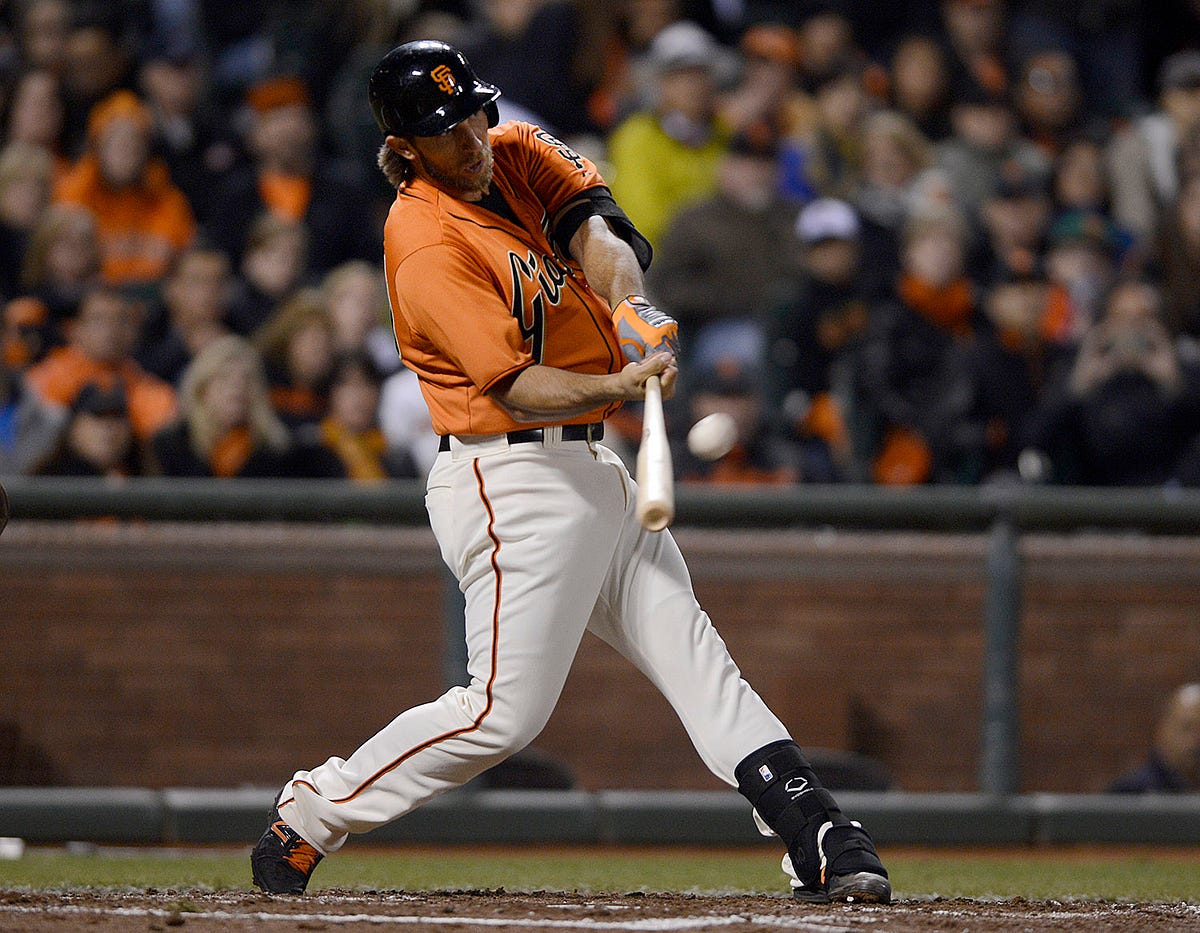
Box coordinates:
[406,110,493,200]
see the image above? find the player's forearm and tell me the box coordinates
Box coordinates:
[493,364,628,421]
[492,356,675,422]
[571,215,645,309]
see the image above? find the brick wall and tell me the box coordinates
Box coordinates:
[2,522,1198,793]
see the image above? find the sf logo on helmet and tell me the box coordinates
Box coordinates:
[431,64,456,94]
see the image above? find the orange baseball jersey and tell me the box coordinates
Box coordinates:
[383,121,624,436]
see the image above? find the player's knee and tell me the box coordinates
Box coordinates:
[469,725,536,762]
[480,700,553,755]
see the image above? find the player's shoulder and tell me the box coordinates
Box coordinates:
[488,120,542,162]
[489,119,536,145]
[383,188,449,263]
[384,183,490,270]
[385,185,438,228]
[489,120,579,160]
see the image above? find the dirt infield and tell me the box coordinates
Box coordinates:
[2,889,1198,931]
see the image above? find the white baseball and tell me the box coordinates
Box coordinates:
[687,412,738,461]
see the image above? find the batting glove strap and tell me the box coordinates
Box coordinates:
[612,295,680,363]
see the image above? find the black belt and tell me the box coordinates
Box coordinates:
[438,422,604,452]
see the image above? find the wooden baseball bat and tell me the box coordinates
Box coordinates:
[636,375,674,531]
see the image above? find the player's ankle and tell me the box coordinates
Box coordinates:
[735,741,847,876]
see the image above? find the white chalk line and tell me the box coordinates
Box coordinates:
[0,902,865,931]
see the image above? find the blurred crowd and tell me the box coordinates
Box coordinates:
[2,0,1200,487]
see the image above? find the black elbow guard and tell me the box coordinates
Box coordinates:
[552,188,653,272]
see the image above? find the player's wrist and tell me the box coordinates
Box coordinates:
[611,294,647,315]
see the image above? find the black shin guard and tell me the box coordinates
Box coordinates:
[736,740,888,894]
[734,740,849,885]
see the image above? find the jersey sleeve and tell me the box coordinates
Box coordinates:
[503,122,607,221]
[392,240,532,393]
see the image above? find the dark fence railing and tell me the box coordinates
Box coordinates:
[6,476,1200,795]
[7,476,1200,531]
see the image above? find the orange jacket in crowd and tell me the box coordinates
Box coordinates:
[53,91,196,285]
[26,343,177,440]
[54,156,195,286]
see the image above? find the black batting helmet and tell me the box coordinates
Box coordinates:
[369,40,501,137]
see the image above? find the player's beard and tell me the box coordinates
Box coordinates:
[419,145,494,201]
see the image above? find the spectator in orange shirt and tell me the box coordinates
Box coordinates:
[25,283,176,442]
[53,89,195,288]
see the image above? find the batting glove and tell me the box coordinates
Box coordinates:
[612,295,680,363]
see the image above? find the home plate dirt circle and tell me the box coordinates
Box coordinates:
[1,890,1197,931]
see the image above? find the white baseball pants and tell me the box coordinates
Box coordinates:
[279,431,789,854]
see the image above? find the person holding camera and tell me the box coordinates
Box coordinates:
[1027,279,1200,485]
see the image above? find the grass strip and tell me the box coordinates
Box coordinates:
[0,844,1196,901]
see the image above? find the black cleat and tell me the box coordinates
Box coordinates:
[250,807,323,894]
[825,870,893,903]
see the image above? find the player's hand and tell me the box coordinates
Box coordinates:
[612,295,680,363]
[620,351,678,400]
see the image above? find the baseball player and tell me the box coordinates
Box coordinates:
[251,40,890,905]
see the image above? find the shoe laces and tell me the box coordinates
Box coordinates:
[270,817,322,877]
[283,840,321,876]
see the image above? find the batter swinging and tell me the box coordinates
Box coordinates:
[251,40,890,905]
